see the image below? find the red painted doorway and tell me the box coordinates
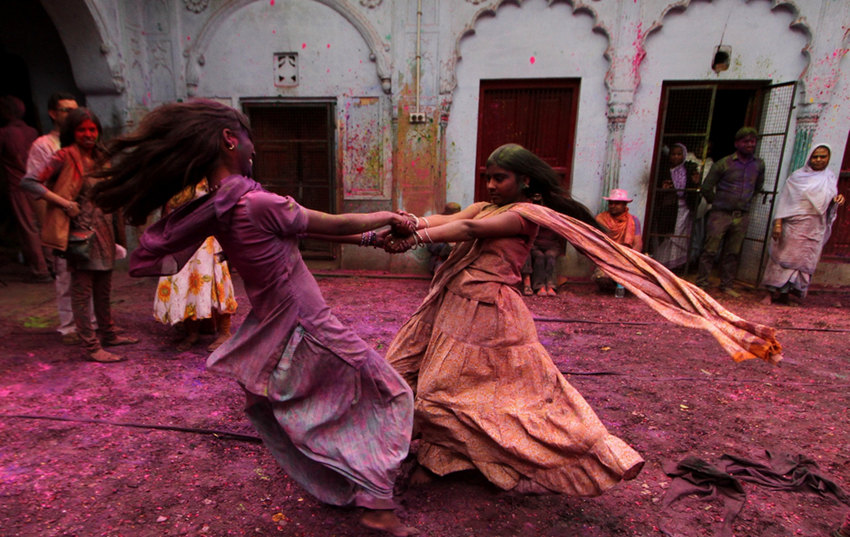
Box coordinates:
[474,79,579,202]
[822,131,850,260]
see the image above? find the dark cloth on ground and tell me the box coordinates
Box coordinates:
[663,452,850,537]
[662,456,745,537]
[720,451,850,505]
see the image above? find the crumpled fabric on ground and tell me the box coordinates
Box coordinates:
[662,452,850,537]
[661,456,745,537]
[720,450,850,505]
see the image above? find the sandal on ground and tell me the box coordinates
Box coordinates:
[104,335,139,347]
[522,285,533,296]
[88,349,125,363]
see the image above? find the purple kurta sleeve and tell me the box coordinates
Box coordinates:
[248,193,309,236]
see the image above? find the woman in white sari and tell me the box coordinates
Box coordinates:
[762,143,846,303]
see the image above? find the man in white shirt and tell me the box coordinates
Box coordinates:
[25,92,89,344]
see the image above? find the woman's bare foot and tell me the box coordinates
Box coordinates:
[408,466,434,486]
[360,509,418,536]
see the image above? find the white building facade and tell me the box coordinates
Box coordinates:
[4,0,848,282]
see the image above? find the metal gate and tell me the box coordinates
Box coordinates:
[737,81,796,285]
[646,81,796,284]
[646,85,715,271]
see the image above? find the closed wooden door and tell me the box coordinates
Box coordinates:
[822,133,850,260]
[475,79,579,201]
[244,102,336,259]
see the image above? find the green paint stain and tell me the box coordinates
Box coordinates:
[23,316,51,328]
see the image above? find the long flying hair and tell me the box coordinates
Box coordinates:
[486,143,599,228]
[93,99,251,225]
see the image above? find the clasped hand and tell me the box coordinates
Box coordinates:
[383,211,418,253]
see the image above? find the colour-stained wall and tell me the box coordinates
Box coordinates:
[12,0,850,279]
[626,0,810,220]
[444,0,609,212]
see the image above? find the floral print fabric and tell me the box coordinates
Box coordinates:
[153,236,237,325]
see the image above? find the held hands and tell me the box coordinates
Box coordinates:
[772,221,782,241]
[384,233,415,254]
[381,211,434,253]
[391,211,417,237]
[835,194,846,206]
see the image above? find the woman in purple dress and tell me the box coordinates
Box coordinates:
[93,100,417,536]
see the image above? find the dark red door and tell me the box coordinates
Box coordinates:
[475,79,579,201]
[822,132,850,259]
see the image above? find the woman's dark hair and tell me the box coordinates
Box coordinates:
[486,143,599,228]
[93,99,251,225]
[59,107,105,156]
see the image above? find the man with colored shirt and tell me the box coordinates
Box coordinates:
[696,127,765,290]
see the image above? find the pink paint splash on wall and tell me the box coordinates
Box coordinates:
[302,43,307,49]
[270,0,275,5]
[630,22,647,84]
[327,43,331,49]
[529,56,536,65]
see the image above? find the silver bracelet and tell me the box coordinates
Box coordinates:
[412,230,425,249]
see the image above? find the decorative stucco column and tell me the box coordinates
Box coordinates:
[601,93,632,211]
[788,102,823,171]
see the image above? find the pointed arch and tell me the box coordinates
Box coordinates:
[184,0,392,95]
[443,0,611,95]
[640,0,813,91]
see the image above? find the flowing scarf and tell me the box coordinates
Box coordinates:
[595,209,636,248]
[424,202,781,365]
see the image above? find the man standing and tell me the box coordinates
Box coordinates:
[25,92,81,342]
[0,96,44,281]
[592,188,642,292]
[696,127,765,291]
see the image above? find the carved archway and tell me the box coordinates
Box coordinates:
[639,0,813,93]
[443,0,610,95]
[183,0,392,95]
[39,0,126,95]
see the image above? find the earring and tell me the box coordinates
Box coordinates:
[226,144,235,151]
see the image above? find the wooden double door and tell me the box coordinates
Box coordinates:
[244,101,336,259]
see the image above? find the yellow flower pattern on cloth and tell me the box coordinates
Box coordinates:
[153,180,237,325]
[153,235,237,325]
